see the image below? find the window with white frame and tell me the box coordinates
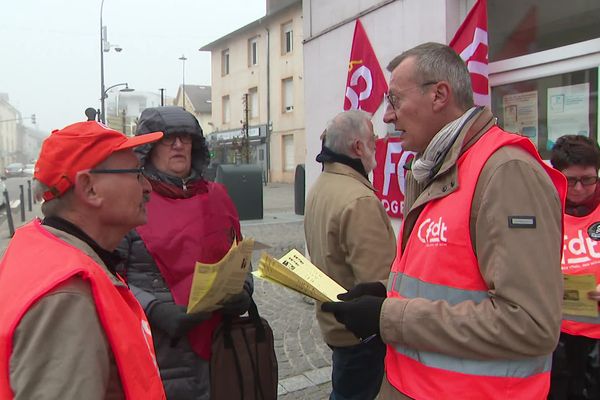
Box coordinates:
[248,37,258,67]
[222,95,230,124]
[283,134,294,171]
[282,78,293,113]
[281,21,293,54]
[248,87,258,119]
[221,49,229,76]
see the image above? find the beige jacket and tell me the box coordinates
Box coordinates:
[9,226,124,400]
[379,108,564,399]
[305,162,396,346]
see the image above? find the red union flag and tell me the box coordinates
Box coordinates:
[450,0,490,107]
[372,137,414,219]
[343,19,388,113]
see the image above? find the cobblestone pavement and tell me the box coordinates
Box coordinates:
[241,183,333,399]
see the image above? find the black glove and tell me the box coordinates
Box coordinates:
[220,291,251,316]
[321,296,384,340]
[338,281,387,301]
[148,301,210,338]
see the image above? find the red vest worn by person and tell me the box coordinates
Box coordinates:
[136,181,241,360]
[0,220,165,399]
[386,127,566,400]
[561,204,600,338]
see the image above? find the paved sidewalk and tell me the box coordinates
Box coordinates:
[241,183,332,399]
[0,183,333,399]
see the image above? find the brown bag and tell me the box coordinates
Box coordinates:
[210,299,278,400]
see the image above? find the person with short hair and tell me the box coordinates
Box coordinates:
[0,121,166,399]
[118,106,253,400]
[549,134,600,400]
[322,42,566,399]
[305,109,396,400]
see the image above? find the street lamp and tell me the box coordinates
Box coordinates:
[102,83,134,124]
[99,0,124,123]
[179,55,187,110]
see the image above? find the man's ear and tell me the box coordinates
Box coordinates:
[431,81,451,112]
[72,172,103,207]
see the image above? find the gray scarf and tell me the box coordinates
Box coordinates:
[412,107,478,183]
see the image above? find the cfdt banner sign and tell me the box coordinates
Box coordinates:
[372,137,414,219]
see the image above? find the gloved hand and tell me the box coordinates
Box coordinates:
[321,296,384,340]
[220,291,251,316]
[338,281,386,301]
[148,301,210,338]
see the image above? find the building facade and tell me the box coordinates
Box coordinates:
[303,0,600,231]
[0,95,23,173]
[174,84,213,134]
[106,91,162,136]
[200,0,305,183]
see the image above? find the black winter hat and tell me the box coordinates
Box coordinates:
[135,106,210,173]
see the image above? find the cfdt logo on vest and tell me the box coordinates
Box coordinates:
[562,227,600,269]
[417,217,448,246]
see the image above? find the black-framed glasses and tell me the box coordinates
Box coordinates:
[566,176,599,187]
[385,81,439,110]
[159,133,193,146]
[89,167,146,182]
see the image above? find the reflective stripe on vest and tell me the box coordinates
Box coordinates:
[560,206,600,338]
[385,127,566,400]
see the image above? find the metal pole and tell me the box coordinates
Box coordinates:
[159,88,165,106]
[27,180,32,212]
[179,55,187,110]
[19,185,25,222]
[4,189,14,237]
[100,0,106,123]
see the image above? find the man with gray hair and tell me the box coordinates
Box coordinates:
[305,109,396,399]
[322,42,566,399]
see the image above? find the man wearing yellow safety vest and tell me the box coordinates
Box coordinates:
[322,42,567,399]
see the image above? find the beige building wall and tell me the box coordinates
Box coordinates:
[203,0,304,183]
[0,99,21,172]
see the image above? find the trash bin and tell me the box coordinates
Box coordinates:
[215,164,263,220]
[294,164,305,215]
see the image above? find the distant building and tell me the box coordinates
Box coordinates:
[200,0,304,183]
[0,94,22,172]
[174,84,213,134]
[106,91,162,136]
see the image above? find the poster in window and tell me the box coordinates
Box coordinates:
[502,90,539,145]
[547,83,590,149]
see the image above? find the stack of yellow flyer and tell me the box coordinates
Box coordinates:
[254,249,346,302]
[187,238,254,313]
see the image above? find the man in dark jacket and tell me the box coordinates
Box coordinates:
[118,106,253,400]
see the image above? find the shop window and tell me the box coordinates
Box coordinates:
[283,134,294,171]
[488,0,600,62]
[491,67,598,159]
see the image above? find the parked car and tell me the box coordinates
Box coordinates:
[23,163,35,176]
[5,163,24,177]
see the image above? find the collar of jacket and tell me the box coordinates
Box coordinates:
[316,145,369,179]
[407,107,496,213]
[323,162,375,192]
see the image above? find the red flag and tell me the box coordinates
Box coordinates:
[450,0,489,107]
[343,19,388,113]
[372,137,414,219]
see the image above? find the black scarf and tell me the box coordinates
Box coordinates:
[42,216,122,276]
[315,145,368,179]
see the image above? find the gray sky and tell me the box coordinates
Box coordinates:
[0,0,266,133]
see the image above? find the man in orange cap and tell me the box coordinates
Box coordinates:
[0,121,168,399]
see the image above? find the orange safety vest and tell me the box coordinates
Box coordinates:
[0,220,166,399]
[561,205,600,338]
[386,127,566,400]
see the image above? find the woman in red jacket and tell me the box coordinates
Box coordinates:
[550,135,600,400]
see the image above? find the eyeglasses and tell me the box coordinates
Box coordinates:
[159,133,193,146]
[566,176,599,187]
[385,81,439,110]
[89,167,146,182]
